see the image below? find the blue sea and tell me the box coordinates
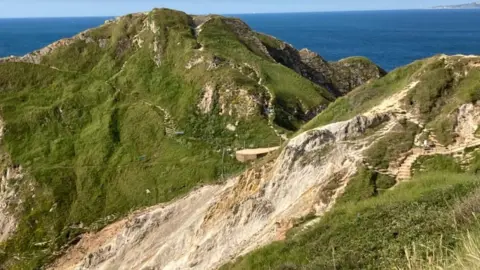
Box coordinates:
[1,10,480,70]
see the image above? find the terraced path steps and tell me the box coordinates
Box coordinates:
[396,139,480,181]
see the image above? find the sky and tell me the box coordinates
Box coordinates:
[0,0,473,18]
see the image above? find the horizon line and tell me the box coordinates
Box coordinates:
[1,7,471,19]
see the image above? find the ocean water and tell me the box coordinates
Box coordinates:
[1,10,480,70]
[0,17,109,57]
[237,10,480,70]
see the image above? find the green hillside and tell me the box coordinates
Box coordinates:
[223,54,480,270]
[0,9,347,268]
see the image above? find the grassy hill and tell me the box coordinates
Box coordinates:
[1,8,478,270]
[222,54,480,270]
[0,8,386,268]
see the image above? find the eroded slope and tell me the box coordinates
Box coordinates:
[49,54,480,270]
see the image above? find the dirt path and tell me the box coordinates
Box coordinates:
[365,81,419,117]
[396,139,480,181]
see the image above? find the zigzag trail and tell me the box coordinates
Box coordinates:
[396,138,480,181]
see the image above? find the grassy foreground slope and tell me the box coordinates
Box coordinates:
[223,138,480,270]
[0,9,350,268]
[223,55,480,269]
[222,172,480,270]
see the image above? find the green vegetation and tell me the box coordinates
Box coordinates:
[2,7,480,270]
[219,47,480,270]
[336,56,376,65]
[413,155,463,175]
[255,32,284,50]
[0,8,335,268]
[301,60,424,131]
[470,151,480,174]
[301,57,480,148]
[405,189,480,269]
[198,16,334,130]
[335,167,395,205]
[364,121,419,169]
[413,61,480,146]
[223,172,480,270]
[405,64,454,118]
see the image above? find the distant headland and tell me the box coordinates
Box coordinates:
[432,1,480,9]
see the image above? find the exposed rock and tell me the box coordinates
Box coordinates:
[186,56,205,69]
[198,83,216,114]
[299,48,334,85]
[206,56,225,71]
[221,89,254,117]
[257,33,386,96]
[330,57,387,94]
[0,118,22,244]
[49,113,390,270]
[455,102,480,142]
[218,88,266,119]
[98,39,109,49]
[222,18,274,61]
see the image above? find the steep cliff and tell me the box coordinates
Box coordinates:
[50,113,390,270]
[256,33,386,96]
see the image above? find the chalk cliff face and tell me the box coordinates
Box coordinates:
[50,113,391,270]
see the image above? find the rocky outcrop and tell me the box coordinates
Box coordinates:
[0,166,22,243]
[222,18,274,62]
[455,102,480,143]
[49,113,391,270]
[218,86,270,119]
[0,118,23,244]
[198,83,216,114]
[258,33,386,96]
[330,57,387,94]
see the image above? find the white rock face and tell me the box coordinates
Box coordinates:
[0,167,22,243]
[456,102,480,142]
[198,83,216,114]
[50,114,389,270]
[0,118,21,244]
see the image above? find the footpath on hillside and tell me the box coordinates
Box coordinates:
[396,138,480,181]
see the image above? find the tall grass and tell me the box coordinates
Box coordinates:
[222,172,480,270]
